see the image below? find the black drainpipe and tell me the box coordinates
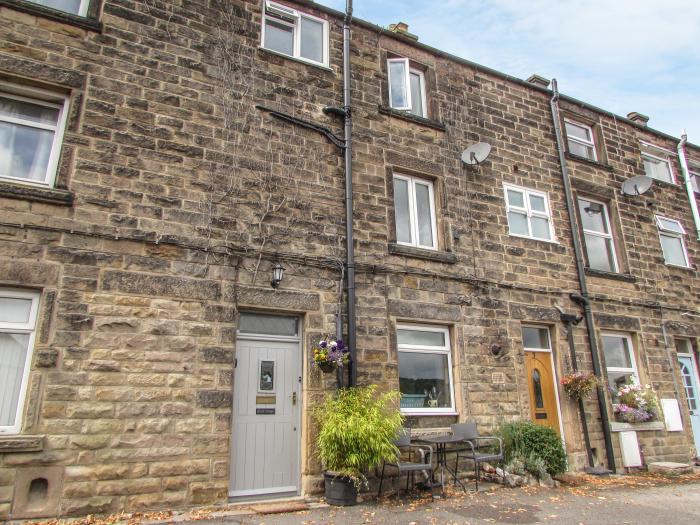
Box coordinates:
[342,0,356,387]
[550,79,616,472]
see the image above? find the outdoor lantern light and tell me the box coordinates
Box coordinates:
[584,202,604,215]
[271,262,284,289]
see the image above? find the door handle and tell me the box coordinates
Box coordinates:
[292,392,297,405]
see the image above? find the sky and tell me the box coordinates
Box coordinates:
[319,0,700,140]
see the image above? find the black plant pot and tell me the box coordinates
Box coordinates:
[324,472,358,506]
[318,362,335,373]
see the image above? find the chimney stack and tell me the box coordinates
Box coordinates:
[627,112,650,126]
[526,74,551,89]
[388,22,418,41]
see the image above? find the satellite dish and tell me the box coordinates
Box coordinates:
[621,175,653,196]
[461,142,492,165]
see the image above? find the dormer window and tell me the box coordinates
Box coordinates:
[262,1,329,67]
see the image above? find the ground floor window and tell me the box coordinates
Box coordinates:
[397,324,454,414]
[601,332,639,394]
[0,289,40,434]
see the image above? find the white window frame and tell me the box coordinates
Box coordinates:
[393,173,438,250]
[688,167,700,194]
[641,142,676,184]
[655,215,690,268]
[387,58,427,118]
[503,183,556,242]
[578,197,619,273]
[564,119,597,161]
[0,289,40,435]
[601,332,640,393]
[396,324,455,415]
[260,1,329,68]
[0,82,69,187]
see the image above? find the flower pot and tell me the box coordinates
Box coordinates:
[318,362,335,373]
[324,472,357,506]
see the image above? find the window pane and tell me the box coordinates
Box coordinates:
[415,182,434,247]
[0,297,33,324]
[398,351,450,409]
[522,326,550,350]
[657,217,683,233]
[238,313,298,336]
[565,121,591,142]
[529,194,546,213]
[264,19,294,56]
[607,371,635,394]
[602,335,633,369]
[393,178,412,244]
[409,71,424,117]
[690,172,700,193]
[584,233,616,272]
[507,189,525,208]
[0,333,30,427]
[0,96,60,126]
[532,369,545,408]
[660,234,687,266]
[643,155,673,183]
[27,0,82,15]
[507,211,529,236]
[530,216,551,240]
[568,140,595,160]
[299,17,323,63]
[578,198,608,233]
[676,339,692,354]
[397,328,445,347]
[388,60,408,109]
[0,121,54,182]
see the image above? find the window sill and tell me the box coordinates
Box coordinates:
[610,421,665,432]
[401,411,459,417]
[507,233,561,246]
[388,243,456,264]
[0,434,44,452]
[584,268,636,282]
[565,152,613,172]
[0,0,102,32]
[257,46,333,72]
[663,262,695,272]
[378,105,446,132]
[0,180,74,206]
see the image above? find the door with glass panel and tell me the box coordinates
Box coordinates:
[230,313,301,498]
[522,326,562,436]
[677,339,700,456]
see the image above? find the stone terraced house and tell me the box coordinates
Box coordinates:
[0,0,699,520]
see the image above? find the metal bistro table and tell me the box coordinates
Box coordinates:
[418,434,468,493]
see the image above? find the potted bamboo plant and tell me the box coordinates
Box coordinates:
[313,385,403,505]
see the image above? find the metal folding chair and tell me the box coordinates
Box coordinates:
[378,428,436,500]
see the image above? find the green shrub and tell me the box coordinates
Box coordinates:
[313,385,404,486]
[498,420,567,476]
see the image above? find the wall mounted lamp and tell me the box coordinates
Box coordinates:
[271,262,284,289]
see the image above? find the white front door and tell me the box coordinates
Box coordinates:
[230,314,301,498]
[678,353,700,457]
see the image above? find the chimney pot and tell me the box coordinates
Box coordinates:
[627,112,650,126]
[526,74,550,88]
[388,21,419,41]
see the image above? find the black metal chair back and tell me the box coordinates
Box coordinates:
[451,422,478,440]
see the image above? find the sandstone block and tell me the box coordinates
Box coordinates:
[102,270,220,300]
[149,459,210,477]
[196,390,232,408]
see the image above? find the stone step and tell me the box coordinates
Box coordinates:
[647,462,693,475]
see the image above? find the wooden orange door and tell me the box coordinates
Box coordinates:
[525,351,561,436]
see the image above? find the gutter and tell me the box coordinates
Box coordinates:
[550,79,617,472]
[677,132,700,240]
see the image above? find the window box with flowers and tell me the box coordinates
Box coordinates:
[312,337,349,373]
[612,382,661,424]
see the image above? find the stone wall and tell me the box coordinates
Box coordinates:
[0,0,698,519]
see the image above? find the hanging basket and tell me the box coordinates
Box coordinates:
[318,362,336,373]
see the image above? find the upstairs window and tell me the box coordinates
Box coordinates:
[689,166,700,194]
[0,289,40,434]
[26,1,89,16]
[655,215,690,268]
[387,58,427,118]
[565,119,597,161]
[577,197,619,273]
[393,173,437,250]
[641,143,675,184]
[504,183,555,241]
[262,1,328,67]
[0,85,69,187]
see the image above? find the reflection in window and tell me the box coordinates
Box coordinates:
[532,369,544,409]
